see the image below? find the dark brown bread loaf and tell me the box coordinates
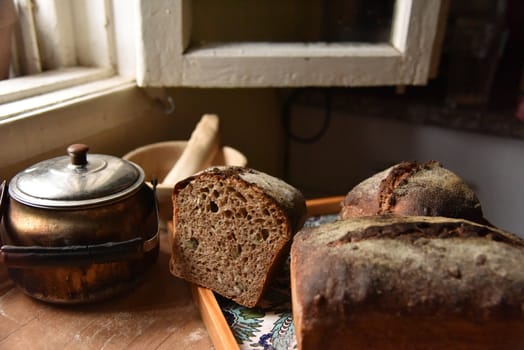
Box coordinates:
[170,166,306,307]
[290,215,524,350]
[339,161,488,224]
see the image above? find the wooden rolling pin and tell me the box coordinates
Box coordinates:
[162,114,221,186]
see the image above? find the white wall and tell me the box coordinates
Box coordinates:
[288,105,524,235]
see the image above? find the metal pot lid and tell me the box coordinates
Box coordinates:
[8,144,145,209]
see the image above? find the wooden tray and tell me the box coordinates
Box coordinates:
[191,196,344,350]
[0,230,213,350]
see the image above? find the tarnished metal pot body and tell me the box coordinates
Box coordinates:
[0,144,159,303]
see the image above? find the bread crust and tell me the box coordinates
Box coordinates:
[291,215,524,350]
[340,161,487,224]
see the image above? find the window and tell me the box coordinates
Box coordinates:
[0,0,137,122]
[0,0,125,119]
[1,0,446,121]
[135,0,444,87]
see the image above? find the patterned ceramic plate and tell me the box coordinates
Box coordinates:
[218,214,339,350]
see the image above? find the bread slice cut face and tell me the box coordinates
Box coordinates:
[170,166,306,307]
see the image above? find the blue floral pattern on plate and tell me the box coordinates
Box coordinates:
[218,214,338,350]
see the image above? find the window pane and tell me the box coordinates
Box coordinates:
[323,0,395,42]
[190,0,395,45]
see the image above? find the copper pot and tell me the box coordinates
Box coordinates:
[0,144,159,303]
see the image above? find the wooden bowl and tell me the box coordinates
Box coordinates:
[123,141,247,223]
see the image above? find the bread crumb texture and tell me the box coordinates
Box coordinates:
[170,166,305,307]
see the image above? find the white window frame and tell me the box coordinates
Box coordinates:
[0,0,135,121]
[135,0,442,87]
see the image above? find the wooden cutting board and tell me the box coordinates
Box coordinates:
[0,230,213,350]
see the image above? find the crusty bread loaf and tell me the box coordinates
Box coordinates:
[339,161,488,224]
[290,215,524,350]
[170,166,306,307]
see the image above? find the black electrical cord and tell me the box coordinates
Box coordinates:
[281,88,333,181]
[282,89,333,143]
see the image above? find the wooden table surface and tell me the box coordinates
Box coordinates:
[0,230,214,350]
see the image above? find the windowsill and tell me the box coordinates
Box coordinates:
[0,74,135,122]
[184,42,400,58]
[0,67,114,105]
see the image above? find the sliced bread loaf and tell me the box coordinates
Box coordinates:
[170,166,306,307]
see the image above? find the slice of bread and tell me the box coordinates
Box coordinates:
[169,166,306,307]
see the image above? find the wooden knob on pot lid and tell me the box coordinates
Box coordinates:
[67,144,89,166]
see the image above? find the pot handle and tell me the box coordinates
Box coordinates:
[1,238,145,268]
